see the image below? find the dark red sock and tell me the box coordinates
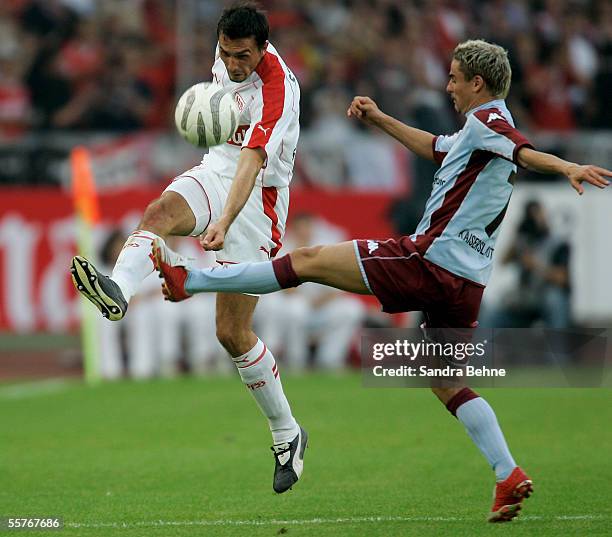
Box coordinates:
[445,387,479,417]
[272,254,301,288]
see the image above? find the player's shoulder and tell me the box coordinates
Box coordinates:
[471,105,512,129]
[255,43,290,85]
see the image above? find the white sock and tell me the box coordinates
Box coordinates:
[233,338,299,444]
[456,397,517,481]
[111,230,161,301]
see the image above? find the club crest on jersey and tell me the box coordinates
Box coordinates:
[487,112,504,124]
[367,240,379,254]
[234,93,245,111]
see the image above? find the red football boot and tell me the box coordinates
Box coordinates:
[488,467,533,523]
[152,239,193,302]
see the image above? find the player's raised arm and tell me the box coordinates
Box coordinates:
[517,147,612,195]
[347,96,436,162]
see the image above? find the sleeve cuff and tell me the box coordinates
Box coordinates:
[512,142,534,168]
[242,145,268,168]
[432,136,446,166]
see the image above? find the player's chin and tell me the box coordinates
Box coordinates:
[229,73,247,82]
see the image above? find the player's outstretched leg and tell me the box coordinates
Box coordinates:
[436,386,533,522]
[71,192,197,321]
[152,239,371,298]
[216,293,306,493]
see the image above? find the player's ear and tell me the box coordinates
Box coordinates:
[473,74,485,93]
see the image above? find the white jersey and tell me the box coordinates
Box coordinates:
[202,42,300,188]
[410,99,533,285]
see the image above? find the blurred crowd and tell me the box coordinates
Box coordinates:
[289,0,611,134]
[1,0,610,140]
[2,0,602,375]
[0,0,176,136]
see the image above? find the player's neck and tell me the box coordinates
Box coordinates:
[465,95,498,115]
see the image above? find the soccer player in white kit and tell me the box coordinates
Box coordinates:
[70,3,306,493]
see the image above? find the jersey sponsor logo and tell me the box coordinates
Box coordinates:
[433,177,447,187]
[259,245,271,257]
[367,240,379,254]
[487,112,505,124]
[257,124,271,136]
[246,380,266,390]
[227,124,250,146]
[458,230,494,259]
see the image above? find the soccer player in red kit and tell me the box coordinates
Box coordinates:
[153,40,611,521]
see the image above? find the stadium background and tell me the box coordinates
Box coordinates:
[1,0,611,377]
[1,1,611,535]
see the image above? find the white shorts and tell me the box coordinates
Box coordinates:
[163,164,289,263]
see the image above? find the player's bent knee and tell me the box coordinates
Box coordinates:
[292,245,323,262]
[139,193,195,236]
[139,198,171,234]
[290,245,324,276]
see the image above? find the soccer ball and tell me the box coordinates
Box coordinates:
[174,82,239,148]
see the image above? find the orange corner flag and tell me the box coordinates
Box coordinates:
[70,146,100,225]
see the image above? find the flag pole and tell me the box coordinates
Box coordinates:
[70,147,101,386]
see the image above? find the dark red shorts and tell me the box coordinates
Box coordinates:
[355,237,484,328]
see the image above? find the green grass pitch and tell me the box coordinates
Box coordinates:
[1,373,610,536]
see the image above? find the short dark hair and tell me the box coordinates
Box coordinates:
[217,2,269,49]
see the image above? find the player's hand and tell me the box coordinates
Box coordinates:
[200,222,227,251]
[565,164,611,195]
[347,96,384,125]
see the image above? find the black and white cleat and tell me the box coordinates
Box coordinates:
[271,425,308,493]
[71,256,127,321]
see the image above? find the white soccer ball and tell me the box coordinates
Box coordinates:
[174,82,239,148]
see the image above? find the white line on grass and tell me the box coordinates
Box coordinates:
[0,378,72,400]
[66,514,608,529]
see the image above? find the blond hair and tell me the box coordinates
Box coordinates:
[452,39,512,99]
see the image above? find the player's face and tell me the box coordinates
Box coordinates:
[218,33,267,82]
[446,60,475,114]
